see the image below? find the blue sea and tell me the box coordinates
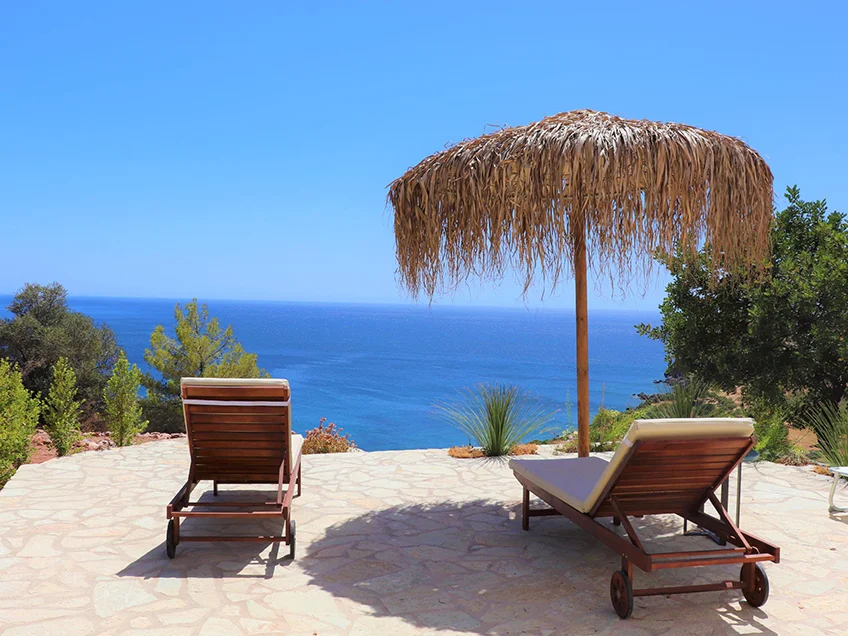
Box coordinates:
[0,297,666,451]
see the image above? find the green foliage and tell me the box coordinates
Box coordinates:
[143,300,268,431]
[804,402,848,467]
[0,360,40,486]
[637,187,848,413]
[648,380,733,419]
[43,357,83,456]
[436,384,556,457]
[749,405,793,463]
[104,352,147,446]
[589,408,631,451]
[0,283,119,421]
[302,418,356,454]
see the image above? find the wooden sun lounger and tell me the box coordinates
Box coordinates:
[510,418,780,618]
[165,378,303,559]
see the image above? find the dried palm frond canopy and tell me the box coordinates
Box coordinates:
[389,109,773,298]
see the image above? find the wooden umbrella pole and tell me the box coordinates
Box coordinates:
[574,219,590,458]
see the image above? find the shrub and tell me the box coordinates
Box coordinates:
[43,357,83,456]
[805,402,848,467]
[647,380,731,419]
[302,418,356,454]
[436,384,556,457]
[747,406,793,462]
[0,359,40,486]
[589,408,631,451]
[103,352,148,446]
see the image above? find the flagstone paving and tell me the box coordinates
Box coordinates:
[1,440,847,635]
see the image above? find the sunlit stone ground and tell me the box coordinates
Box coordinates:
[1,440,847,635]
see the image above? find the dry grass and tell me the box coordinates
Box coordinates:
[448,443,538,459]
[448,446,486,459]
[389,109,773,298]
[509,443,538,456]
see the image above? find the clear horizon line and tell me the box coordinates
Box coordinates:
[0,291,661,313]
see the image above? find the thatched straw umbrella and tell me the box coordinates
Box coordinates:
[388,110,773,457]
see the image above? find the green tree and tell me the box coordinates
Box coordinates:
[0,283,119,421]
[0,359,41,486]
[638,187,848,412]
[104,351,147,446]
[143,300,267,431]
[43,357,83,456]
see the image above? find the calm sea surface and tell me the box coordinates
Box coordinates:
[0,296,665,451]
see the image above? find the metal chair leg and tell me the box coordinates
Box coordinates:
[829,475,847,513]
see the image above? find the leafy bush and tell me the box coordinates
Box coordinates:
[750,408,793,462]
[637,187,848,413]
[0,360,40,486]
[0,283,119,423]
[302,418,356,454]
[104,352,148,446]
[589,408,632,451]
[805,402,848,467]
[43,357,83,456]
[436,384,556,457]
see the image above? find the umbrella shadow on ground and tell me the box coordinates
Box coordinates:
[118,488,295,580]
[299,500,779,635]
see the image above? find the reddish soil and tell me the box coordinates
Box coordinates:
[28,429,186,465]
[788,427,819,452]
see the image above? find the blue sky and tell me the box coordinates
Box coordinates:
[1,2,845,310]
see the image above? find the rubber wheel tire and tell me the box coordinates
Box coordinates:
[741,563,769,607]
[610,570,634,619]
[288,520,296,560]
[166,519,176,559]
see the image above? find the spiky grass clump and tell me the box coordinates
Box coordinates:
[648,380,723,419]
[437,385,555,457]
[389,109,773,299]
[805,402,848,467]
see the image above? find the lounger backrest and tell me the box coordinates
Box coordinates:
[181,378,292,483]
[587,418,755,517]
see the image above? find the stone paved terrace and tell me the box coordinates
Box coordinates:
[1,441,848,635]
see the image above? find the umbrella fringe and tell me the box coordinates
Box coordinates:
[388,110,773,299]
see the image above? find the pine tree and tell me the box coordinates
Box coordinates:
[104,351,147,446]
[43,356,83,456]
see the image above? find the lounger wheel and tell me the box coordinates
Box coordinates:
[610,570,634,619]
[288,520,296,560]
[166,519,177,559]
[741,563,769,607]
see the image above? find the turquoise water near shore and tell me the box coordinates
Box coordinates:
[0,296,665,451]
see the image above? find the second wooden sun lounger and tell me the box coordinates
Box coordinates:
[510,418,780,618]
[165,378,303,559]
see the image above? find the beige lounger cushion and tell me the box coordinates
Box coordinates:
[291,434,304,462]
[510,418,754,514]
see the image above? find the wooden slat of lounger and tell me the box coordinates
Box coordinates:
[187,405,288,416]
[616,469,734,482]
[189,412,287,423]
[183,386,289,400]
[193,433,283,449]
[189,422,285,433]
[632,439,749,452]
[194,448,284,459]
[613,479,716,492]
[628,455,741,467]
